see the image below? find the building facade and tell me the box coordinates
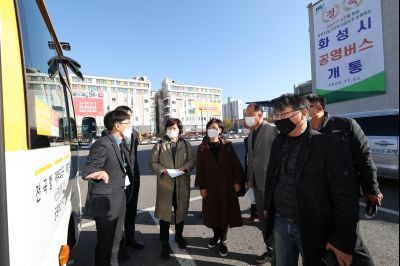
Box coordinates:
[223,97,244,130]
[69,75,153,134]
[293,80,312,96]
[155,78,222,135]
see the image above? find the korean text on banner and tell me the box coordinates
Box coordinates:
[312,0,385,103]
[73,97,104,116]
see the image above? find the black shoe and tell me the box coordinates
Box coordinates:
[174,235,188,249]
[254,249,273,264]
[208,236,220,248]
[126,239,145,249]
[219,241,228,257]
[161,242,172,260]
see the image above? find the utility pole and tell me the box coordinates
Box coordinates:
[200,107,204,136]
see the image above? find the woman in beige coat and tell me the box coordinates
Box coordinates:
[149,118,196,260]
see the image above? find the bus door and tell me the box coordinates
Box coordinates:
[1,0,83,265]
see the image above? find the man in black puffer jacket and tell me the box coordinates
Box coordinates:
[306,94,383,266]
[263,94,359,266]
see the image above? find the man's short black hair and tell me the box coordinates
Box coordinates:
[305,94,326,109]
[104,110,130,131]
[247,103,264,113]
[206,118,224,132]
[115,105,132,114]
[273,93,310,112]
[165,118,183,134]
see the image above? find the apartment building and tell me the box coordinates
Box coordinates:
[70,75,153,133]
[155,78,222,134]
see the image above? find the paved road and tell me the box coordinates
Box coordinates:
[72,139,399,265]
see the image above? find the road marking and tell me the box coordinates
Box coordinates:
[82,197,399,230]
[139,196,202,266]
[147,207,197,266]
[81,195,203,265]
[359,202,399,216]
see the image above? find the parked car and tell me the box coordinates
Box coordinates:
[140,139,150,145]
[150,137,160,144]
[195,135,204,141]
[337,109,399,180]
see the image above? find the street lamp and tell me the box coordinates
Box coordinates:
[200,107,204,136]
[194,107,204,136]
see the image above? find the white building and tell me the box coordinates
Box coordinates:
[69,75,152,133]
[222,97,244,121]
[155,78,222,134]
[149,91,157,134]
[223,97,245,131]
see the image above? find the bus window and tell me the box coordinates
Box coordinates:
[59,67,80,179]
[17,0,69,149]
[59,66,78,141]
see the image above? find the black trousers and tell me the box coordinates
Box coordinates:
[250,204,257,216]
[160,220,184,242]
[212,227,228,242]
[124,182,140,240]
[159,185,184,242]
[352,222,375,266]
[119,183,140,256]
[94,202,125,266]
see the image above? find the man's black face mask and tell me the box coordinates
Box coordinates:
[275,117,297,135]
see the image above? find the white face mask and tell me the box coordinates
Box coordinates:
[207,128,219,138]
[243,128,250,135]
[123,127,133,142]
[245,116,257,128]
[166,130,179,139]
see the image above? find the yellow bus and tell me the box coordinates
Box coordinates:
[0,0,83,265]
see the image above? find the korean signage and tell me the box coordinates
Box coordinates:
[194,102,222,116]
[35,98,59,137]
[73,97,104,116]
[312,0,385,103]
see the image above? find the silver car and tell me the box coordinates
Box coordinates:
[338,109,399,180]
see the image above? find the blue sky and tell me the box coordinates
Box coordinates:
[46,0,313,104]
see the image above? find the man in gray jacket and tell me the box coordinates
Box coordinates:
[245,103,278,264]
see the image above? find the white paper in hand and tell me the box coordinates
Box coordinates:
[245,188,256,204]
[167,169,185,178]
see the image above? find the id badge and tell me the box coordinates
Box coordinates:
[125,175,130,188]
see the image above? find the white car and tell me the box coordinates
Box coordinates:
[338,109,399,180]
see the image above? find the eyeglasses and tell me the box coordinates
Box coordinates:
[272,110,301,120]
[119,121,131,125]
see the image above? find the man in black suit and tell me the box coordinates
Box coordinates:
[114,105,145,252]
[83,110,133,266]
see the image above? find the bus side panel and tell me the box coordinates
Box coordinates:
[0,0,28,152]
[5,146,80,266]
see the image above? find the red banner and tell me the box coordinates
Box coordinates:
[73,97,104,116]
